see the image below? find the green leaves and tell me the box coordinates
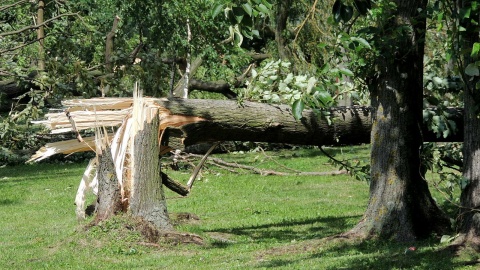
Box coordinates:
[292,99,305,120]
[216,0,272,46]
[242,60,333,121]
[212,4,224,18]
[242,3,253,17]
[353,0,372,16]
[332,0,371,23]
[465,63,479,76]
[471,42,480,58]
[338,67,354,77]
[350,37,371,49]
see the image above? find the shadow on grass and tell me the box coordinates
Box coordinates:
[206,215,361,245]
[0,198,21,205]
[256,238,469,269]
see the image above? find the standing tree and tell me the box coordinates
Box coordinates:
[456,0,480,249]
[342,0,450,241]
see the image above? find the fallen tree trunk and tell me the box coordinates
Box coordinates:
[31,98,464,158]
[154,99,463,146]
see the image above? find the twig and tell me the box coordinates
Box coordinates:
[0,0,29,13]
[206,155,347,176]
[187,142,221,190]
[319,146,353,174]
[65,110,84,142]
[258,146,302,173]
[161,172,189,196]
[0,13,80,37]
[293,0,318,44]
[0,36,48,55]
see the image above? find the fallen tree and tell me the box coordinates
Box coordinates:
[28,96,464,232]
[31,98,463,153]
[152,99,463,146]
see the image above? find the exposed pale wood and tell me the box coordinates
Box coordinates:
[75,158,97,220]
[33,109,130,133]
[28,136,99,162]
[63,97,134,111]
[187,142,220,190]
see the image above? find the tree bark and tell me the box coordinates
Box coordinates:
[129,112,172,230]
[346,0,450,241]
[95,145,123,223]
[153,99,463,148]
[105,15,120,73]
[275,0,291,60]
[189,79,238,99]
[457,0,480,249]
[36,0,45,71]
[459,72,480,248]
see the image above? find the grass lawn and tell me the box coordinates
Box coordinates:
[0,145,478,269]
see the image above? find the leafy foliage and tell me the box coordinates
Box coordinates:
[213,0,272,46]
[242,59,333,120]
[421,142,464,203]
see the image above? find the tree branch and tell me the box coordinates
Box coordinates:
[0,0,28,12]
[0,13,80,38]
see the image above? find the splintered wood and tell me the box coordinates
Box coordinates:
[29,97,175,161]
[29,90,202,219]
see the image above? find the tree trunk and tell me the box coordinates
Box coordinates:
[129,105,172,231]
[153,99,463,147]
[36,0,45,71]
[30,100,464,165]
[105,15,120,74]
[275,0,291,60]
[347,0,450,241]
[95,145,123,223]
[457,0,480,249]
[459,77,480,248]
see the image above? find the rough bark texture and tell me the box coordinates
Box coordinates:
[459,79,480,248]
[275,0,291,60]
[129,116,172,230]
[458,0,480,248]
[36,0,45,71]
[347,0,450,241]
[189,79,238,99]
[105,16,120,75]
[154,99,463,148]
[95,146,123,223]
[158,99,372,146]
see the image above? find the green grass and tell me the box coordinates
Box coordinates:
[0,146,478,269]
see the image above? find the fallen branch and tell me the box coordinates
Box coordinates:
[187,141,221,190]
[161,172,189,196]
[184,153,347,176]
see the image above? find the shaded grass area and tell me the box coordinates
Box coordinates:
[0,145,477,269]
